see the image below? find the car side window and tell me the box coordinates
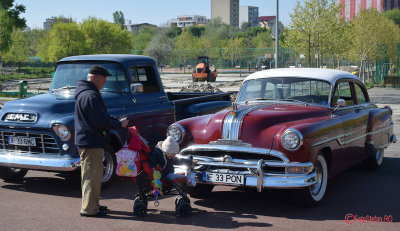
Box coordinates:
[130,66,160,93]
[333,81,354,106]
[354,83,367,104]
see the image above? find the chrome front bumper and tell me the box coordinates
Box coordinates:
[175,142,318,192]
[0,149,80,171]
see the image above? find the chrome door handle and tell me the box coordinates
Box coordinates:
[157,96,167,99]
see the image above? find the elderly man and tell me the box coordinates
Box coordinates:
[74,65,128,217]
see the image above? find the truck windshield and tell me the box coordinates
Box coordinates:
[237,77,331,106]
[49,63,129,93]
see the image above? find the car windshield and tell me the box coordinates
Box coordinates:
[236,77,331,106]
[49,62,129,93]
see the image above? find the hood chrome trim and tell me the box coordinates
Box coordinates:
[222,105,265,140]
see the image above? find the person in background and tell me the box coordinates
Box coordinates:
[74,65,129,217]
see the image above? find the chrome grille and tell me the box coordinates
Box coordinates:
[0,131,60,154]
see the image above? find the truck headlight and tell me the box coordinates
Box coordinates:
[167,124,185,143]
[52,124,71,141]
[281,129,303,151]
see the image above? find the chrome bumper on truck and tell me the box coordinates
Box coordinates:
[174,141,318,192]
[0,130,80,171]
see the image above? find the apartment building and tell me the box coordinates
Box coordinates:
[239,6,259,28]
[211,0,240,27]
[167,15,208,28]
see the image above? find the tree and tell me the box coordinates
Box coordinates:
[131,26,157,53]
[3,29,29,67]
[144,29,174,67]
[284,0,342,67]
[113,11,125,29]
[383,8,400,27]
[0,0,26,29]
[26,29,47,57]
[0,9,14,71]
[346,9,400,81]
[45,22,86,62]
[81,17,133,54]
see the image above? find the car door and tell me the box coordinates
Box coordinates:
[127,64,174,145]
[332,80,369,169]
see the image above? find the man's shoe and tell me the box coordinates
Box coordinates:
[99,205,108,211]
[80,210,107,217]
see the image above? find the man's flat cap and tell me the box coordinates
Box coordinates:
[89,65,112,76]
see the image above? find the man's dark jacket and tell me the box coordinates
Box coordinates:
[74,80,121,148]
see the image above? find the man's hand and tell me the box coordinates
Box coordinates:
[120,118,129,128]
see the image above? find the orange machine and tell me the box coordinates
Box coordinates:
[192,56,217,82]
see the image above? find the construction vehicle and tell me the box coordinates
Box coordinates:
[192,56,217,82]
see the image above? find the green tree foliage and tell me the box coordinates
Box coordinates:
[25,29,47,57]
[113,11,125,29]
[144,29,174,67]
[186,26,205,37]
[383,8,400,27]
[166,25,182,38]
[0,0,26,29]
[0,9,14,70]
[81,17,133,54]
[346,9,400,80]
[284,0,342,67]
[46,22,86,62]
[130,26,157,52]
[3,29,29,65]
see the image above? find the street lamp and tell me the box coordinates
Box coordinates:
[275,0,279,69]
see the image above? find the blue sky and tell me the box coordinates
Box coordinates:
[16,0,298,29]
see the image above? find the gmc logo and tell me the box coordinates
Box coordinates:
[3,113,37,122]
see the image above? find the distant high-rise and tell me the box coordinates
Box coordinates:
[339,0,400,21]
[211,0,240,27]
[239,6,259,28]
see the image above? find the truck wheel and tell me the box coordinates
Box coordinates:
[363,148,384,170]
[180,183,214,198]
[101,145,116,188]
[0,167,28,182]
[298,154,328,207]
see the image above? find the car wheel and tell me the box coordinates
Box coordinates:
[363,148,384,170]
[181,183,214,198]
[101,145,116,188]
[299,154,328,207]
[0,167,28,182]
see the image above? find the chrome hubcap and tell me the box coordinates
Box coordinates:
[311,161,323,195]
[102,152,113,182]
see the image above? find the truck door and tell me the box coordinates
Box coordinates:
[127,65,175,145]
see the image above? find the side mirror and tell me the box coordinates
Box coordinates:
[130,83,143,93]
[337,99,346,107]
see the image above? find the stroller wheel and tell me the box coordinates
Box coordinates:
[175,201,192,217]
[133,197,148,217]
[175,195,190,206]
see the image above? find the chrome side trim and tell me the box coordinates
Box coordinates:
[180,144,290,163]
[312,124,394,147]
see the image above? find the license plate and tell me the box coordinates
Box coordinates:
[203,172,244,186]
[8,136,36,147]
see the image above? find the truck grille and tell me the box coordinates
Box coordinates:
[0,131,60,154]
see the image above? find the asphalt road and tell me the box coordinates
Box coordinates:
[0,87,399,231]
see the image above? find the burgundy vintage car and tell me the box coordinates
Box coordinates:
[167,68,396,206]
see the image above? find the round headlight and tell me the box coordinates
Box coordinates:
[52,124,71,142]
[167,124,185,143]
[281,129,303,151]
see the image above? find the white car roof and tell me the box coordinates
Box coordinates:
[244,68,359,85]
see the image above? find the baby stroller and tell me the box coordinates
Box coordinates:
[124,127,193,217]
